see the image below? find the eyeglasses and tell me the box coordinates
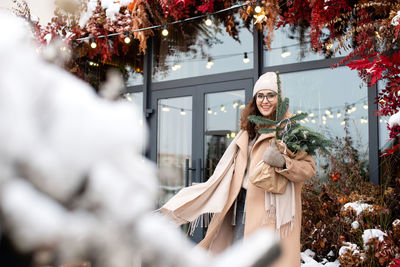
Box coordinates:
[255,92,277,103]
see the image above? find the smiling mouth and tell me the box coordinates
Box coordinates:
[261,105,271,111]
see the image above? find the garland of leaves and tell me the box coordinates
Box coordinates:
[248,72,332,155]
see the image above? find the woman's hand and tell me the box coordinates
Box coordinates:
[262,140,286,168]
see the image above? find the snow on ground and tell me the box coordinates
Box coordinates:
[301,250,339,267]
[343,201,373,216]
[362,229,387,248]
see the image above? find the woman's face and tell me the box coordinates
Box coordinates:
[255,89,278,118]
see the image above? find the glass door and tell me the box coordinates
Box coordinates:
[157,96,192,206]
[204,90,246,181]
[150,79,252,241]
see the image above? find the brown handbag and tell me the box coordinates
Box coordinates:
[249,140,297,194]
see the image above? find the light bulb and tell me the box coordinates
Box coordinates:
[243,52,250,63]
[309,113,314,117]
[233,102,239,108]
[254,5,262,13]
[162,26,169,37]
[239,104,245,109]
[124,36,131,44]
[162,107,170,112]
[208,108,212,114]
[322,115,327,121]
[323,121,327,125]
[363,104,368,110]
[281,49,291,58]
[180,109,186,115]
[205,17,212,26]
[90,38,97,49]
[340,121,345,125]
[206,57,214,69]
[337,112,342,118]
[311,119,316,124]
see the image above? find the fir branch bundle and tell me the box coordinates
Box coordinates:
[248,71,332,155]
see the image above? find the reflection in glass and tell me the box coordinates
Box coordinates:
[157,97,192,206]
[204,90,245,181]
[280,68,368,172]
[265,26,350,66]
[125,65,144,86]
[378,80,391,149]
[153,18,253,82]
[124,92,145,153]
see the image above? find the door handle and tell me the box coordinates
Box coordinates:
[185,158,202,187]
[185,159,195,187]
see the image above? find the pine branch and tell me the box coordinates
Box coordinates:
[283,112,308,122]
[276,98,289,121]
[248,115,277,125]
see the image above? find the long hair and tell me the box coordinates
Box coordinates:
[239,96,276,139]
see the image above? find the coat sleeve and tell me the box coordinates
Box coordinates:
[274,154,316,183]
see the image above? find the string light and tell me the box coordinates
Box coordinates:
[162,106,170,112]
[180,109,186,115]
[214,111,217,115]
[340,121,346,125]
[226,133,230,138]
[337,111,342,118]
[322,121,326,125]
[322,115,327,121]
[206,57,214,69]
[88,61,99,67]
[172,63,181,71]
[233,102,239,108]
[325,110,331,115]
[363,103,368,109]
[124,93,133,102]
[243,52,250,63]
[220,105,226,111]
[208,108,212,114]
[124,32,131,44]
[309,113,314,117]
[239,104,245,109]
[205,14,213,26]
[311,119,316,124]
[161,26,169,37]
[281,46,291,58]
[297,110,302,114]
[90,37,97,49]
[254,4,262,14]
[231,132,236,138]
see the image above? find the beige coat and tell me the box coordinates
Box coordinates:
[161,130,316,267]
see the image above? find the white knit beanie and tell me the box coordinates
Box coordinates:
[252,72,279,96]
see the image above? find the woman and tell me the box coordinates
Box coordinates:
[160,72,316,267]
